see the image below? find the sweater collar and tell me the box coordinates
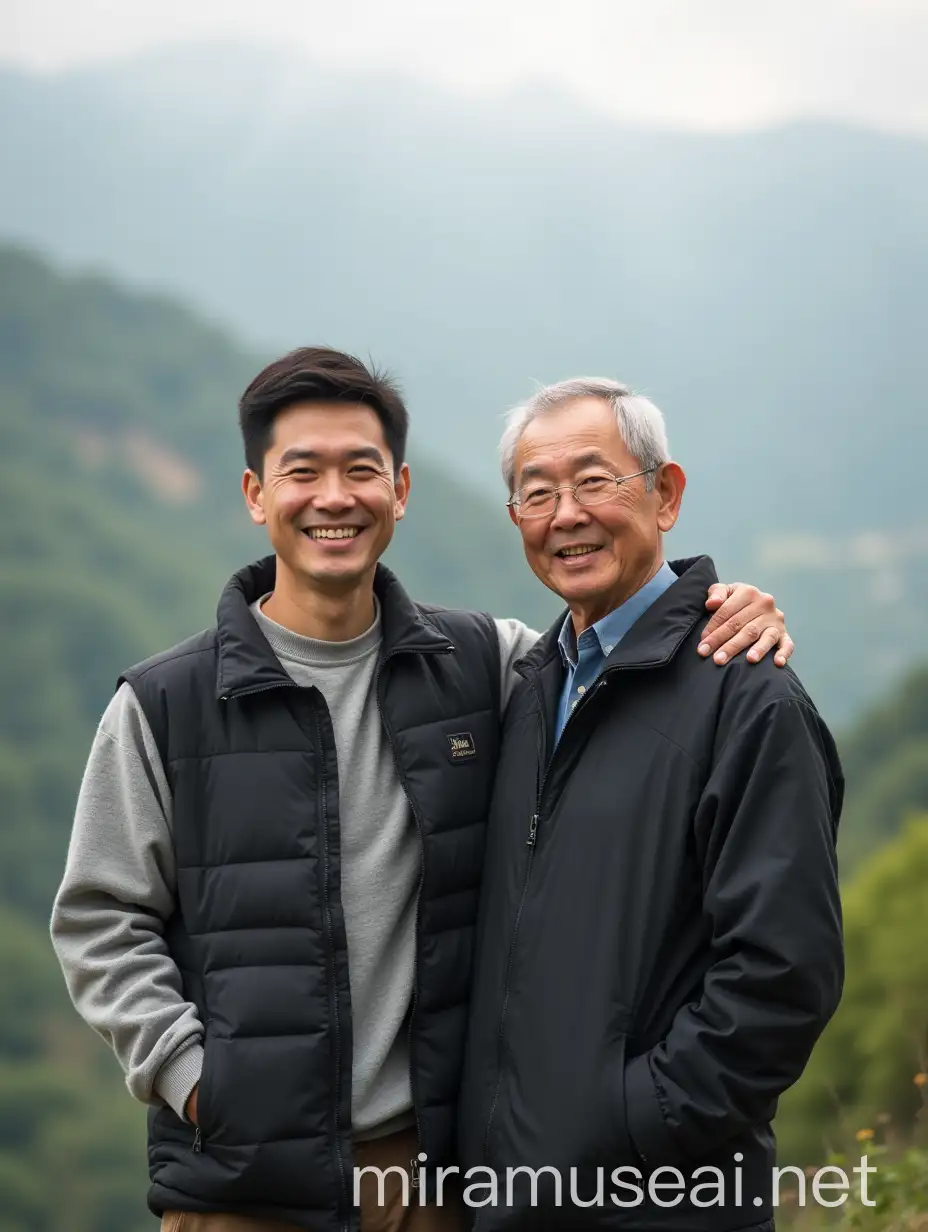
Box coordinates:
[214,555,454,700]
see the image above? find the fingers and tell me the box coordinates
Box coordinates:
[698,584,792,666]
[700,622,793,666]
[700,620,768,665]
[773,631,795,667]
[698,586,764,653]
[704,582,735,610]
[745,625,782,664]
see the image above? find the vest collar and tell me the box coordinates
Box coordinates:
[215,555,454,700]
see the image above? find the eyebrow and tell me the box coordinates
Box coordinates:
[518,451,611,481]
[277,446,387,468]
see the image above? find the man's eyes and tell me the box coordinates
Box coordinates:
[523,475,611,500]
[286,466,379,479]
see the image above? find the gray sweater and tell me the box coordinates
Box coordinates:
[49,596,538,1140]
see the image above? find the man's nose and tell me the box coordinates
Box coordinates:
[550,489,590,530]
[312,474,355,510]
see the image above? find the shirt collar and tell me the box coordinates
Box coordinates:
[557,559,678,668]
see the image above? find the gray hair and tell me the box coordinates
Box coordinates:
[499,377,671,493]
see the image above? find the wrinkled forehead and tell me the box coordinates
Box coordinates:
[513,402,636,485]
[517,447,617,485]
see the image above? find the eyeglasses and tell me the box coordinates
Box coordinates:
[507,467,659,519]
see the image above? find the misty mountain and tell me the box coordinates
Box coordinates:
[1,46,927,720]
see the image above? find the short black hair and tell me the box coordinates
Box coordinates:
[238,346,409,476]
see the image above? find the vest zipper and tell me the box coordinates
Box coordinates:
[224,639,454,1216]
[376,660,426,1177]
[218,681,293,701]
[374,642,455,1195]
[222,678,351,1226]
[312,704,352,1232]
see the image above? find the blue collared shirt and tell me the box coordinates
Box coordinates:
[555,560,678,743]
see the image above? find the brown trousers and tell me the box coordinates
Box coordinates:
[160,1125,468,1232]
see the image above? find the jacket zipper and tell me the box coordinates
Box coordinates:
[477,651,677,1195]
[519,649,670,850]
[480,698,548,1165]
[375,641,455,1193]
[480,668,613,1169]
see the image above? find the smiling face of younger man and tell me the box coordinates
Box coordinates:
[237,347,412,639]
[244,400,410,597]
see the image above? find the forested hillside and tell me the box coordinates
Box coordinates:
[0,245,925,1229]
[836,665,928,871]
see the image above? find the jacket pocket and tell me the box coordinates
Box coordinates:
[596,1032,636,1168]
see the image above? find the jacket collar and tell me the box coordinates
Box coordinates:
[517,554,720,682]
[215,554,454,700]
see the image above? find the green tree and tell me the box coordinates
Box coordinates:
[775,815,928,1166]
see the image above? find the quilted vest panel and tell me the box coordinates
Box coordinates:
[120,563,501,1232]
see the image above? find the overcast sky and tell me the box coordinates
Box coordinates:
[4,0,928,133]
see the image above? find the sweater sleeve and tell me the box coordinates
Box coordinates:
[623,695,844,1165]
[49,682,204,1120]
[494,618,542,714]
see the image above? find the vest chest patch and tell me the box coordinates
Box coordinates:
[447,731,477,761]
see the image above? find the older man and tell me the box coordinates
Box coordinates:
[457,379,844,1231]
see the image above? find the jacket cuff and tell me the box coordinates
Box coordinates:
[624,1053,682,1168]
[155,1041,204,1122]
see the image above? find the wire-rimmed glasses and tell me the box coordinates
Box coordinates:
[506,467,658,519]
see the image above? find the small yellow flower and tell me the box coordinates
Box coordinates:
[855,1128,875,1142]
[914,1072,928,1088]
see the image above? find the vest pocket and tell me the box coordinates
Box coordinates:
[195,1025,216,1143]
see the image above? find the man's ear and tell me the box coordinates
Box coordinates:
[393,462,411,521]
[243,469,266,526]
[656,462,686,533]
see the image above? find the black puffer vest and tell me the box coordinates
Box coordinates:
[119,556,501,1231]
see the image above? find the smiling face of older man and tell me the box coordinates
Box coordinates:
[506,394,687,635]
